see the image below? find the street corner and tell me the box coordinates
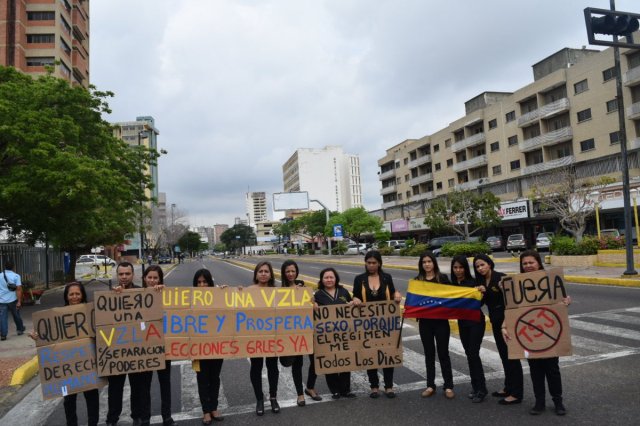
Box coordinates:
[0,356,37,388]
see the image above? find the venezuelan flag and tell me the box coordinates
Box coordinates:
[403,279,482,321]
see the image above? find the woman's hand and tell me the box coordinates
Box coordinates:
[563,295,572,306]
[28,331,38,341]
[219,284,228,289]
[351,297,362,306]
[501,327,511,341]
[153,284,165,292]
[113,285,123,293]
[475,285,486,293]
[312,302,319,311]
[393,291,402,303]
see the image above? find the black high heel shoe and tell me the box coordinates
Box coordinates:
[256,400,264,416]
[270,398,280,413]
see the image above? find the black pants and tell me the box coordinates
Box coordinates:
[459,319,487,394]
[196,359,224,413]
[155,360,172,421]
[63,389,99,426]
[306,354,317,390]
[528,357,563,405]
[419,318,453,389]
[490,312,523,399]
[366,368,394,390]
[106,371,153,424]
[250,357,279,400]
[325,372,351,395]
[291,355,304,396]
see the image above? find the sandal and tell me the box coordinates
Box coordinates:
[369,388,380,398]
[445,389,455,399]
[305,388,322,401]
[385,389,396,399]
[202,413,213,425]
[421,387,435,398]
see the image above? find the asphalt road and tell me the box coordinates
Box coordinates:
[11,257,640,425]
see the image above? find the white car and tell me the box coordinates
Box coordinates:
[345,243,367,255]
[76,254,116,267]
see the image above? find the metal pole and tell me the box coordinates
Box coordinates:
[633,195,639,248]
[138,131,146,276]
[595,203,601,239]
[311,199,332,255]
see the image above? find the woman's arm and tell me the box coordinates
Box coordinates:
[386,274,402,303]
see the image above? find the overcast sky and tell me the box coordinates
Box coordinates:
[91,0,637,227]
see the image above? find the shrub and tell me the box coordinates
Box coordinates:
[334,242,348,255]
[321,249,329,255]
[400,243,428,256]
[550,236,578,255]
[578,236,600,255]
[308,249,315,255]
[598,235,625,250]
[377,246,395,256]
[441,241,491,257]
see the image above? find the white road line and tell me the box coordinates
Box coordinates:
[569,319,640,342]
[569,334,631,354]
[588,311,640,326]
[0,384,61,426]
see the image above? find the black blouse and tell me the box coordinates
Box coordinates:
[478,270,506,314]
[314,287,352,306]
[353,272,396,302]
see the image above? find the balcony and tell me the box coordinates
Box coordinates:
[520,155,575,176]
[381,200,399,209]
[455,177,490,191]
[409,172,433,186]
[451,132,486,153]
[623,66,640,87]
[629,137,640,150]
[519,127,573,153]
[407,154,431,169]
[518,109,540,127]
[380,184,396,195]
[379,169,396,181]
[411,191,434,202]
[452,155,488,172]
[72,8,88,40]
[627,101,640,120]
[540,98,570,119]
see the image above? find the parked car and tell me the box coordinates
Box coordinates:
[506,234,527,251]
[600,229,620,238]
[486,236,504,251]
[345,243,367,255]
[158,254,172,264]
[535,232,554,251]
[428,236,464,251]
[76,254,116,266]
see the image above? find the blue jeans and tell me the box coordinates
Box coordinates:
[0,301,25,338]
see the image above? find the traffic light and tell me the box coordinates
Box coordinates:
[584,7,640,48]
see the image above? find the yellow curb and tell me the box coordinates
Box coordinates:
[564,275,640,287]
[10,355,39,386]
[594,262,640,268]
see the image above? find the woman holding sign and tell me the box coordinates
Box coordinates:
[352,250,402,399]
[250,261,281,416]
[473,254,523,406]
[314,267,356,399]
[504,250,568,416]
[30,282,99,426]
[193,269,225,423]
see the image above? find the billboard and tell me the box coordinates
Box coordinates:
[273,192,310,211]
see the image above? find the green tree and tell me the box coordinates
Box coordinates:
[424,190,502,239]
[177,231,206,256]
[327,207,383,251]
[0,67,157,278]
[220,224,256,253]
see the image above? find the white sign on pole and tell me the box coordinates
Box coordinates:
[273,192,310,211]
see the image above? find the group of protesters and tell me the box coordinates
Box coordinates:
[34,249,569,426]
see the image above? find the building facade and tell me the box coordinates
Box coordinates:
[282,146,362,212]
[377,45,640,242]
[0,0,90,87]
[246,191,268,227]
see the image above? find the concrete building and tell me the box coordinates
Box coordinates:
[246,192,268,227]
[0,0,90,87]
[213,224,229,245]
[377,45,640,243]
[282,146,362,212]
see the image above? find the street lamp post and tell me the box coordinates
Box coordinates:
[138,130,148,275]
[631,189,639,248]
[589,191,601,239]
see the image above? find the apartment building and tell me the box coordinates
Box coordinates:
[377,45,640,242]
[0,0,90,87]
[246,191,268,227]
[283,146,362,213]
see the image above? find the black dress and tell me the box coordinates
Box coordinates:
[282,279,311,396]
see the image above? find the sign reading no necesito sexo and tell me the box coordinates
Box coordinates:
[163,286,314,359]
[94,288,166,376]
[313,301,403,374]
[501,268,573,359]
[32,303,107,400]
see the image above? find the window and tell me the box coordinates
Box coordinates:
[395,161,400,168]
[448,178,455,188]
[435,163,441,171]
[27,11,55,20]
[490,141,500,152]
[404,158,408,165]
[60,16,71,35]
[610,131,621,144]
[492,165,502,175]
[629,51,640,70]
[436,182,443,190]
[574,79,589,94]
[27,34,54,43]
[60,37,71,55]
[406,191,411,198]
[433,144,440,153]
[505,111,515,122]
[510,160,521,171]
[603,67,616,82]
[577,108,592,122]
[446,159,453,167]
[580,138,595,152]
[397,193,403,200]
[445,139,451,148]
[26,57,55,66]
[606,99,618,113]
[396,177,401,184]
[405,174,410,181]
[508,135,518,146]
[488,119,497,129]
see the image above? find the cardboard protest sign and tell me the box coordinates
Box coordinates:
[501,268,572,359]
[32,303,95,347]
[94,288,165,376]
[313,301,403,374]
[163,286,314,360]
[38,338,107,400]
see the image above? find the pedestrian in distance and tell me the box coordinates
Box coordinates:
[414,251,455,400]
[30,282,99,426]
[352,250,402,399]
[503,250,570,416]
[192,268,225,424]
[0,259,26,340]
[280,260,321,406]
[314,267,356,400]
[450,255,488,403]
[249,261,281,416]
[473,253,523,406]
[141,265,177,426]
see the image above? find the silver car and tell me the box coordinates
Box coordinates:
[506,234,527,251]
[535,232,553,251]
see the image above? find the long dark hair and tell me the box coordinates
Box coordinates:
[364,250,384,275]
[318,267,341,290]
[63,282,88,306]
[253,261,275,287]
[473,253,495,284]
[142,265,164,288]
[280,260,299,287]
[416,251,443,282]
[450,255,473,283]
[193,269,214,287]
[519,250,544,273]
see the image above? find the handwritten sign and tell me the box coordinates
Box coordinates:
[163,287,314,359]
[32,303,95,347]
[501,269,572,359]
[313,301,403,374]
[94,289,165,376]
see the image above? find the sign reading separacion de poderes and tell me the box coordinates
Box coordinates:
[498,200,530,220]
